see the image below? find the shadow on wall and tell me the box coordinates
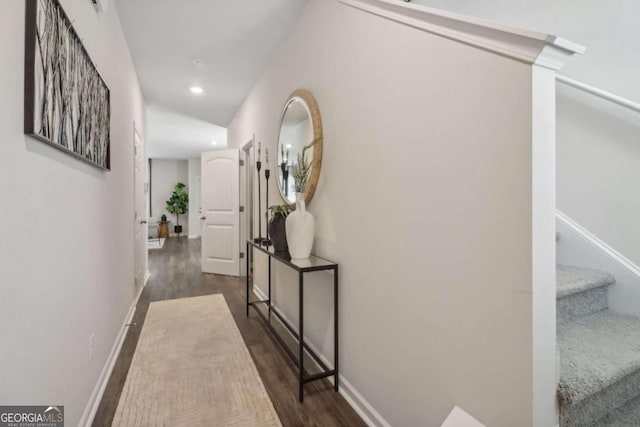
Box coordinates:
[25,137,108,180]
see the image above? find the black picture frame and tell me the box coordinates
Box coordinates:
[24,0,111,171]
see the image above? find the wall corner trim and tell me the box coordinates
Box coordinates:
[79,282,147,426]
[533,38,584,71]
[338,0,584,66]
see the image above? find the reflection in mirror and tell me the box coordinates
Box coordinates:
[277,98,314,203]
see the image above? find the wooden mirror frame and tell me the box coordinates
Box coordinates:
[277,89,323,205]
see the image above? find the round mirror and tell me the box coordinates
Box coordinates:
[276,90,323,205]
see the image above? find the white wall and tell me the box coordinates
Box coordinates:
[228,1,564,425]
[150,159,189,235]
[556,85,640,315]
[0,0,144,425]
[411,0,640,102]
[412,0,640,317]
[188,157,202,238]
[557,86,640,268]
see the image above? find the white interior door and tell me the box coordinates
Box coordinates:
[201,149,240,276]
[133,127,147,289]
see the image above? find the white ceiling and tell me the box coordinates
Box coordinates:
[114,0,310,127]
[145,104,227,159]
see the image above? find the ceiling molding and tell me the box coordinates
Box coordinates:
[534,38,585,71]
[338,0,584,66]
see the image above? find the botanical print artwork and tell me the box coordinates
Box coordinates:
[25,0,111,170]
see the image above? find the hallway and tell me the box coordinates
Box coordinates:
[5,0,637,424]
[93,238,365,426]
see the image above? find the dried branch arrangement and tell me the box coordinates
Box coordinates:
[291,140,317,194]
[25,0,110,170]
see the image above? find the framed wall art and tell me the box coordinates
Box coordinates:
[24,0,111,170]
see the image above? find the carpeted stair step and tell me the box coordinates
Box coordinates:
[557,265,615,324]
[599,395,640,426]
[558,310,640,426]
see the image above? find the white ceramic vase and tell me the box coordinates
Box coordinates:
[286,193,315,259]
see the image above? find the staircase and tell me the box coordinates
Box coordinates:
[557,265,640,425]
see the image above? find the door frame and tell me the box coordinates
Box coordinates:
[133,123,148,289]
[240,136,254,277]
[195,174,202,238]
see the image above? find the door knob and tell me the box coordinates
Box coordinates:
[140,220,148,224]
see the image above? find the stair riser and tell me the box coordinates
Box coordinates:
[557,287,608,324]
[561,368,640,426]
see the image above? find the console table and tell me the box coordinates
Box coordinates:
[246,240,338,402]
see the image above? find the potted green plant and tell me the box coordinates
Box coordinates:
[267,203,295,252]
[166,182,188,235]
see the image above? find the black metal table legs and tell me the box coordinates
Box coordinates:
[268,256,272,320]
[245,242,339,403]
[246,241,250,316]
[334,265,339,392]
[299,271,304,402]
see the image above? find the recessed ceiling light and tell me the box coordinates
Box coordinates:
[190,86,203,94]
[193,59,208,66]
[211,141,218,146]
[285,144,292,149]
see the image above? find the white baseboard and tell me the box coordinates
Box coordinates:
[188,235,200,239]
[79,280,146,426]
[144,270,150,286]
[252,286,391,427]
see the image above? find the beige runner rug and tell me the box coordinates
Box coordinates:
[113,294,281,426]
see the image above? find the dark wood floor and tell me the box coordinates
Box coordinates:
[93,237,366,427]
